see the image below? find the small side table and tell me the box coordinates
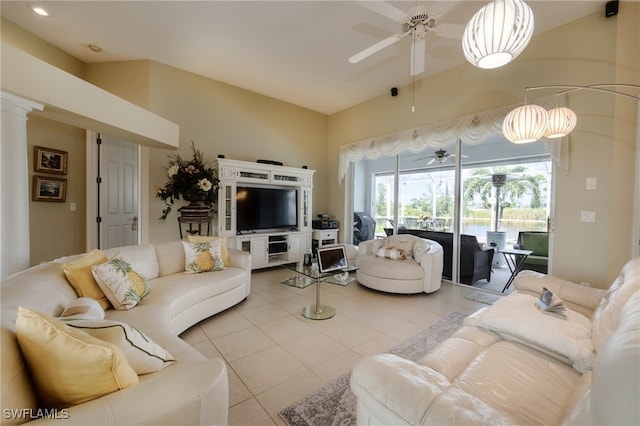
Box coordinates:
[178,216,211,239]
[312,229,339,255]
[500,248,533,292]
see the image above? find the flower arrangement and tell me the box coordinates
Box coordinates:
[156,142,219,220]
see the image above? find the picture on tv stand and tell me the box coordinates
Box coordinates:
[236,186,298,232]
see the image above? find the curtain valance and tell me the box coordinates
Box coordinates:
[338,95,567,183]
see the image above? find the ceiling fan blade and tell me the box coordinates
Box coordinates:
[356,0,407,23]
[410,39,426,76]
[434,23,465,39]
[427,158,436,165]
[414,155,431,162]
[349,31,409,64]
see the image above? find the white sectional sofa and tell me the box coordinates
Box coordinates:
[1,240,252,425]
[351,256,640,425]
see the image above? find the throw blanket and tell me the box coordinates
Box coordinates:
[476,293,595,373]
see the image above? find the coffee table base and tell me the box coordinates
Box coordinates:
[301,304,335,320]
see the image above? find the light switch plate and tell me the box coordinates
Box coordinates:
[581,211,596,222]
[586,177,597,190]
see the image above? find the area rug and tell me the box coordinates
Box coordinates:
[279,311,467,426]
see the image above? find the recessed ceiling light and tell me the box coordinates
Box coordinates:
[29,4,51,17]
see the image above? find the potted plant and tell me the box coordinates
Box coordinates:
[156,142,218,220]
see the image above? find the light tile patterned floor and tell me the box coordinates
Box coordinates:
[179,268,494,425]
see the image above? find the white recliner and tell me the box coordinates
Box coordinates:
[355,234,444,294]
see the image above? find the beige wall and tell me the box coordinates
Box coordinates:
[27,116,86,264]
[85,60,330,243]
[328,7,638,288]
[1,17,84,78]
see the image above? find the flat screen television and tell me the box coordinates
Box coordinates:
[236,186,298,232]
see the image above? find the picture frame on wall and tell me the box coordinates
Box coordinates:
[33,176,67,202]
[34,146,68,175]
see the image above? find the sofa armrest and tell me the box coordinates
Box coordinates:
[351,354,516,425]
[514,270,606,314]
[357,238,384,256]
[228,248,251,271]
[28,359,228,426]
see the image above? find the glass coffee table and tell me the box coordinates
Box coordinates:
[280,262,358,320]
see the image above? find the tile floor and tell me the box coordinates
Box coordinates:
[179,268,494,425]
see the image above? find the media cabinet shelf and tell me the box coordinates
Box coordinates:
[215,158,315,270]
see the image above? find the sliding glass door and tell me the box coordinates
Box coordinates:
[350,134,552,290]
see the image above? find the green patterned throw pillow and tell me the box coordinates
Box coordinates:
[182,239,224,273]
[91,253,150,310]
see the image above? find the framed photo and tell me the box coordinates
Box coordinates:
[33,176,67,202]
[34,146,67,175]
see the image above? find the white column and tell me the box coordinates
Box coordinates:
[1,92,43,279]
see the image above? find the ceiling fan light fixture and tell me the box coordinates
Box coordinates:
[502,104,548,144]
[462,0,535,69]
[544,107,577,138]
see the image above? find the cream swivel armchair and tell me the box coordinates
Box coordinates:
[355,234,444,294]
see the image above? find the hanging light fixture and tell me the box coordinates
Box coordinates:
[462,0,535,69]
[502,104,548,144]
[503,84,640,144]
[544,107,577,138]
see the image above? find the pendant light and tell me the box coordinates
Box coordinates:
[502,104,548,144]
[462,0,535,69]
[544,107,577,138]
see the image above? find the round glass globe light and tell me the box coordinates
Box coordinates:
[502,104,549,144]
[462,0,535,69]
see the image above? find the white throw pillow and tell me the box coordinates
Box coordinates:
[376,248,409,260]
[65,319,175,375]
[92,252,150,310]
[182,240,224,273]
[60,297,105,320]
[384,239,414,258]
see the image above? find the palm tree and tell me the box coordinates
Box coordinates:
[463,165,544,231]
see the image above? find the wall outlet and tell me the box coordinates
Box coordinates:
[580,211,596,222]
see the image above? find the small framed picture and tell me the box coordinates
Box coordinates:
[34,146,68,175]
[33,176,67,202]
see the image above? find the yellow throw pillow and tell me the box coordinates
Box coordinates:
[91,253,150,310]
[182,240,224,273]
[61,249,111,310]
[65,319,175,375]
[187,235,231,266]
[15,307,138,409]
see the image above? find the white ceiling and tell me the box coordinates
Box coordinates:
[1,1,604,115]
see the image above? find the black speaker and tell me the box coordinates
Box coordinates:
[217,154,225,158]
[391,87,398,97]
[605,0,618,17]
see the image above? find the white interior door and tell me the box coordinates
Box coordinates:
[100,135,139,249]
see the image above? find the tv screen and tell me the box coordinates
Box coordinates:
[236,186,298,232]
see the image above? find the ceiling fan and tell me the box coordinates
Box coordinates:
[348,1,464,76]
[415,149,467,165]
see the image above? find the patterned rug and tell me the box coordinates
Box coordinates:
[279,311,467,426]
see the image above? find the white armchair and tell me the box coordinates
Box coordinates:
[355,235,443,294]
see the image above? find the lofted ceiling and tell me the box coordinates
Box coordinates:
[1,1,604,115]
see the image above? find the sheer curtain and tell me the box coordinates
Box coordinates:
[338,95,568,183]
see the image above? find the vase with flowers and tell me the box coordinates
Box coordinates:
[156,142,219,220]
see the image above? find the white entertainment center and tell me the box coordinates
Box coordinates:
[215,158,314,269]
